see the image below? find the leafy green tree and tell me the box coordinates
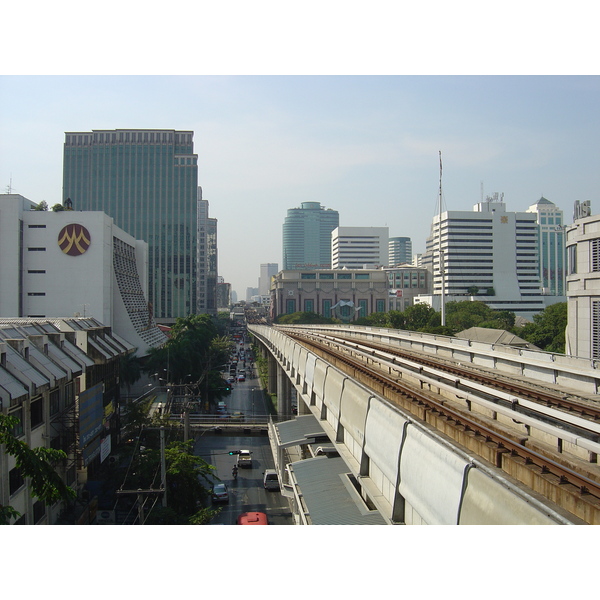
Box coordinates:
[276,311,338,325]
[51,203,65,212]
[0,414,76,524]
[126,439,217,523]
[119,351,142,396]
[403,303,437,331]
[145,314,231,385]
[33,200,48,211]
[519,302,567,353]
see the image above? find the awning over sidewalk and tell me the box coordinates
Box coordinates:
[290,456,388,525]
[273,415,388,525]
[275,414,329,447]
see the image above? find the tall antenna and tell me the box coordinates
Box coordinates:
[438,151,445,326]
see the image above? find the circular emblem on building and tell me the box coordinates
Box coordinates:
[58,223,91,256]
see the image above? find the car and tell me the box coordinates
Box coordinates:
[237,374,245,382]
[211,483,229,504]
[227,377,236,384]
[231,411,245,421]
[237,449,252,468]
[237,511,268,525]
[263,469,280,491]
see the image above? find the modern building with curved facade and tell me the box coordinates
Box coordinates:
[0,194,167,355]
[283,202,339,270]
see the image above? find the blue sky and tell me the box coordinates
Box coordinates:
[2,75,599,296]
[2,5,599,298]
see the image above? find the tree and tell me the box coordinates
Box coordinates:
[0,414,76,524]
[33,200,48,211]
[125,439,218,524]
[119,351,142,396]
[51,203,65,212]
[403,303,437,331]
[519,302,567,353]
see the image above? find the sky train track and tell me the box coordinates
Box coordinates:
[281,328,600,515]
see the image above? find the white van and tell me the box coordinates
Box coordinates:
[263,469,280,491]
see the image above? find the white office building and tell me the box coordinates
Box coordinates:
[332,227,389,269]
[0,194,167,355]
[421,196,549,319]
[565,201,598,359]
[259,263,279,296]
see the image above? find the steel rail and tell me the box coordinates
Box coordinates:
[291,332,600,503]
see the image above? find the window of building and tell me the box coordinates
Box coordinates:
[355,273,370,280]
[28,224,46,229]
[27,292,46,296]
[30,397,43,429]
[358,299,368,316]
[50,389,60,416]
[319,273,334,280]
[10,408,24,437]
[592,300,600,360]
[337,273,352,279]
[27,270,46,274]
[33,500,46,524]
[591,239,600,272]
[304,299,314,313]
[301,273,317,279]
[323,299,332,318]
[376,299,386,313]
[9,467,24,496]
[286,299,296,314]
[28,247,46,252]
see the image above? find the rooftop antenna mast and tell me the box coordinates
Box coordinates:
[438,151,445,326]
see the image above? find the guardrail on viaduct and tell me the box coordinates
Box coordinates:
[249,324,588,525]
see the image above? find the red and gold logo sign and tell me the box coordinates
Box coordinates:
[58,224,91,256]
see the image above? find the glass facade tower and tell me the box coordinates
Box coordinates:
[282,202,339,270]
[62,129,198,321]
[526,197,566,296]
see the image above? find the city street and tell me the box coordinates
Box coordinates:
[192,348,293,525]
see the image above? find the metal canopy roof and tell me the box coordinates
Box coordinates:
[275,414,329,447]
[290,456,387,525]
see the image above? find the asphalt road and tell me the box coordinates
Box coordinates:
[194,433,293,525]
[193,350,293,525]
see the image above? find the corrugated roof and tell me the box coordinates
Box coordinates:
[0,369,29,401]
[276,414,328,446]
[3,344,48,388]
[291,457,387,525]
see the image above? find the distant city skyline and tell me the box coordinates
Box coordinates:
[2,76,599,298]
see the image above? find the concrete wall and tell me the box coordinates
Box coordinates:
[251,324,584,524]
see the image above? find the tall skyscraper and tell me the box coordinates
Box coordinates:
[197,187,218,315]
[282,202,339,270]
[422,195,547,318]
[388,236,413,266]
[526,197,566,296]
[259,263,279,296]
[331,226,389,269]
[62,129,198,322]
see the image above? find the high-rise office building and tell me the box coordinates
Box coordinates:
[526,197,566,296]
[332,226,389,269]
[197,187,218,315]
[388,236,413,267]
[62,129,198,322]
[259,263,279,296]
[422,195,547,318]
[282,202,339,270]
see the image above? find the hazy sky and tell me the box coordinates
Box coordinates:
[2,75,599,296]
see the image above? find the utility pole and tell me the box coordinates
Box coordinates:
[160,426,167,508]
[438,150,446,327]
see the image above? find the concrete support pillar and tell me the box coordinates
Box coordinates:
[267,354,277,395]
[277,365,292,419]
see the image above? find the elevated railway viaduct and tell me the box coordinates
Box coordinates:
[249,324,600,525]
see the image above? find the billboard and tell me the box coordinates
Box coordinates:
[79,382,104,447]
